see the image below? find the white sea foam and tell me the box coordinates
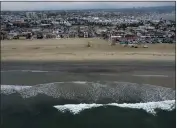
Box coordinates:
[1,70,49,72]
[1,81,175,104]
[54,100,176,115]
[1,85,32,95]
[24,70,49,72]
[72,81,87,84]
[133,75,169,77]
[54,104,103,114]
[1,82,176,115]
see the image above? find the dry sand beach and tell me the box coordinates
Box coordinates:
[1,38,175,61]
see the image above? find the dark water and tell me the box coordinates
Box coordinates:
[1,104,176,128]
[1,61,176,128]
[1,81,176,128]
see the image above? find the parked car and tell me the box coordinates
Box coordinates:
[37,33,43,39]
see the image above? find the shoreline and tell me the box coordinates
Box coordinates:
[2,51,175,62]
[1,60,175,89]
[1,59,175,65]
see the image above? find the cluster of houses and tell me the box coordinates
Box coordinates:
[1,10,176,44]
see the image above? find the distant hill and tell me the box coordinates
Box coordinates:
[129,6,175,13]
[77,6,176,13]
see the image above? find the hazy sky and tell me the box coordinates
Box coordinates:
[1,1,176,11]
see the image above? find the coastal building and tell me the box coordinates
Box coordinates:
[26,12,38,19]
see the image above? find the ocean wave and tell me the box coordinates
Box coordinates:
[1,85,32,95]
[54,100,176,115]
[1,70,49,72]
[1,81,175,103]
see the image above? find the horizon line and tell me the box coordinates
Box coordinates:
[1,5,176,11]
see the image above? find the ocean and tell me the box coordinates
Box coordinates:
[1,61,176,128]
[1,102,176,128]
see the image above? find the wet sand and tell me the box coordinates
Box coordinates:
[1,60,176,89]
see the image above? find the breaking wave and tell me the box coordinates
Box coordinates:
[1,81,175,103]
[54,100,175,115]
[1,81,176,128]
[1,85,32,95]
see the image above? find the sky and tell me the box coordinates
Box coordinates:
[1,1,176,11]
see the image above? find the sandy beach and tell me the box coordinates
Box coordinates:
[1,38,175,62]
